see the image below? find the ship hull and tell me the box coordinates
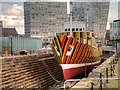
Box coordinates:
[51,32,102,80]
[61,60,100,80]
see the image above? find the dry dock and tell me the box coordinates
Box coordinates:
[70,53,120,89]
[1,54,63,89]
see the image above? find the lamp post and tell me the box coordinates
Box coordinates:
[10,37,13,55]
[114,34,118,55]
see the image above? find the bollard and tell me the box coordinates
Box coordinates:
[100,73,102,90]
[110,65,113,77]
[106,68,108,83]
[113,59,114,64]
[113,64,115,73]
[91,82,94,90]
[113,59,115,71]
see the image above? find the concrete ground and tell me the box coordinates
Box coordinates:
[71,54,120,89]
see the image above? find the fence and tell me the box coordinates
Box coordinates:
[0,36,42,55]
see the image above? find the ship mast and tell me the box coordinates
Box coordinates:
[85,3,88,32]
[70,2,72,36]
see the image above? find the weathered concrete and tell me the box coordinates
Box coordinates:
[1,54,63,89]
[71,53,119,89]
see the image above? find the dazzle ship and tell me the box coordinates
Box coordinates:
[51,22,102,80]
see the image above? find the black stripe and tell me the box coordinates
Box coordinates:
[87,45,91,62]
[62,36,68,55]
[63,38,72,64]
[75,43,84,64]
[68,42,77,64]
[63,54,67,64]
[71,43,81,64]
[85,45,89,63]
[81,44,88,63]
[66,38,73,64]
[89,46,91,62]
[82,44,89,63]
[86,46,90,63]
[70,38,73,45]
[77,44,85,63]
[80,44,87,63]
[57,35,61,47]
[54,37,60,56]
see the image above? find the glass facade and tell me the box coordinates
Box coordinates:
[24,2,67,39]
[71,2,110,40]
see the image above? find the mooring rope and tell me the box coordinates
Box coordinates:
[42,61,61,83]
[46,70,61,83]
[93,80,99,86]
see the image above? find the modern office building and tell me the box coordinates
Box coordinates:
[24,2,67,41]
[110,19,120,52]
[71,2,110,42]
[110,19,120,39]
[118,1,120,19]
[0,21,3,27]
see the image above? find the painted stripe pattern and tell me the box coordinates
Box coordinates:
[52,32,100,64]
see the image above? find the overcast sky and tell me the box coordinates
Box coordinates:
[0,0,120,34]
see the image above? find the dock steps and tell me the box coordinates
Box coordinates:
[1,54,64,89]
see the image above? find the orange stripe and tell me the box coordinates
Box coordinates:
[78,44,85,63]
[79,44,87,63]
[69,43,79,64]
[66,38,77,64]
[72,38,76,46]
[77,44,84,64]
[81,45,88,63]
[61,35,66,48]
[71,43,81,64]
[66,56,71,64]
[82,45,89,63]
[80,45,87,63]
[70,43,80,64]
[62,38,72,64]
[87,46,91,63]
[85,45,90,63]
[74,44,83,64]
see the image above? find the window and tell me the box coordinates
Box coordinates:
[79,28,82,31]
[65,29,67,31]
[68,28,70,31]
[72,28,75,31]
[76,28,78,31]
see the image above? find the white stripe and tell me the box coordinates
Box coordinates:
[60,60,100,70]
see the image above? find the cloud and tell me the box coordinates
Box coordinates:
[108,9,118,22]
[5,6,23,16]
[107,2,118,22]
[1,3,24,34]
[0,15,24,34]
[2,3,23,16]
